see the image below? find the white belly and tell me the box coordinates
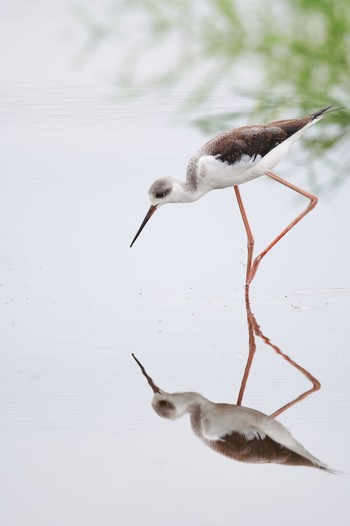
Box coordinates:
[197,154,264,189]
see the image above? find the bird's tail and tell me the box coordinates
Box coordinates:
[310,105,345,120]
[318,465,345,475]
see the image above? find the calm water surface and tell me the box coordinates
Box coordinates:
[1,3,350,526]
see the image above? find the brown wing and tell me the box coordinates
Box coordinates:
[207,431,315,467]
[204,116,311,165]
[186,107,332,187]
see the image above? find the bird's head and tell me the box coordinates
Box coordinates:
[149,177,177,206]
[151,394,182,420]
[130,177,185,247]
[132,354,191,421]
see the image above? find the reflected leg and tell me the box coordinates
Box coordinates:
[236,293,256,405]
[249,312,321,418]
[236,289,321,413]
[247,171,318,284]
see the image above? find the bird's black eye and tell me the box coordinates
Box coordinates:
[158,400,174,410]
[154,187,171,199]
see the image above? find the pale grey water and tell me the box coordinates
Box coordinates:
[1,3,350,526]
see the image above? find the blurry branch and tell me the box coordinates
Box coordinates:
[75,0,350,192]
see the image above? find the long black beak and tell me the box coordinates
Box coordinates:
[132,353,161,394]
[130,205,157,247]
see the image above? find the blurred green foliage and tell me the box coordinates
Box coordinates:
[76,0,350,191]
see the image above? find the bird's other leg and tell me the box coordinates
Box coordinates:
[247,171,318,285]
[249,312,321,418]
[234,186,255,291]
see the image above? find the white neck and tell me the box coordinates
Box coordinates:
[169,179,208,204]
[168,392,210,417]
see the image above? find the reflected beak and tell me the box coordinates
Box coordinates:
[132,353,161,394]
[130,205,157,247]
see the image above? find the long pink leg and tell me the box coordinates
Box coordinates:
[234,186,254,292]
[247,171,318,284]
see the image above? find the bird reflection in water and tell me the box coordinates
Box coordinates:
[132,351,333,472]
[132,293,335,472]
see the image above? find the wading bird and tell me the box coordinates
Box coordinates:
[130,106,337,285]
[132,354,334,471]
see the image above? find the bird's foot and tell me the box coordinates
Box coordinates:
[246,255,262,285]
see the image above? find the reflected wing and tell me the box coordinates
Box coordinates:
[207,430,317,467]
[201,404,328,469]
[252,412,326,468]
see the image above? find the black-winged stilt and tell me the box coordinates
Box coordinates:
[131,106,338,285]
[132,354,334,472]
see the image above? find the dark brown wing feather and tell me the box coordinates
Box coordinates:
[189,404,315,468]
[208,431,315,467]
[186,107,334,188]
[204,116,311,165]
[185,116,312,188]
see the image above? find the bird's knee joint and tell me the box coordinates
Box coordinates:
[310,195,318,208]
